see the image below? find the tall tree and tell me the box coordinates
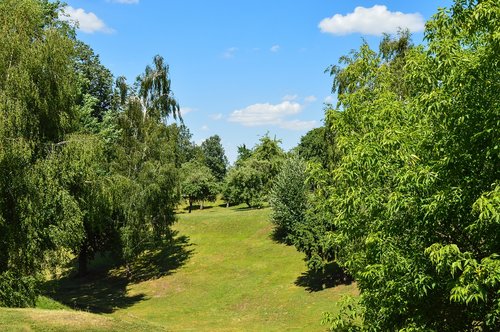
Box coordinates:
[318,1,500,330]
[201,135,228,182]
[0,0,84,305]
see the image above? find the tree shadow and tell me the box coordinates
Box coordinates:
[295,262,353,292]
[44,272,146,313]
[127,233,195,283]
[43,232,194,313]
[269,227,292,245]
[182,204,214,212]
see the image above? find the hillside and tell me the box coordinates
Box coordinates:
[0,205,356,331]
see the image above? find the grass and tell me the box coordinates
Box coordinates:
[0,203,357,331]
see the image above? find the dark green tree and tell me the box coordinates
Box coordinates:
[0,0,84,305]
[269,155,308,243]
[201,135,228,182]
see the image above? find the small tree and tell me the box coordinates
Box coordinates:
[224,160,267,208]
[181,161,218,213]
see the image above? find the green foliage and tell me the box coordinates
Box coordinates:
[296,126,337,169]
[0,0,85,306]
[0,272,38,308]
[223,134,285,208]
[180,161,218,212]
[269,155,308,243]
[313,1,500,330]
[224,159,267,208]
[201,135,228,182]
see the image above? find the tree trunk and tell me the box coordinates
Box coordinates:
[78,246,88,277]
[200,201,204,210]
[189,200,193,213]
[226,202,229,208]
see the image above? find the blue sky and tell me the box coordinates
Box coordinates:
[63,0,452,163]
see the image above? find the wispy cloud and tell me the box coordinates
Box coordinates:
[223,47,238,59]
[180,107,194,116]
[270,44,280,52]
[282,94,298,101]
[304,95,317,103]
[210,113,223,120]
[319,5,424,36]
[324,96,335,104]
[280,120,317,131]
[61,6,113,34]
[228,101,315,131]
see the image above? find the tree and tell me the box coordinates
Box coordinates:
[201,135,228,182]
[0,0,84,305]
[319,1,500,330]
[222,134,285,208]
[224,159,267,208]
[269,155,308,243]
[74,41,114,121]
[296,126,337,169]
[180,161,218,213]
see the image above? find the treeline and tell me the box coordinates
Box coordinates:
[0,0,192,306]
[0,0,289,307]
[269,1,499,331]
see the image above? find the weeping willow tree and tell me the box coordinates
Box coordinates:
[0,0,84,306]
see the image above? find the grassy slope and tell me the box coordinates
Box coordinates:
[0,204,357,331]
[112,205,357,331]
[0,307,162,332]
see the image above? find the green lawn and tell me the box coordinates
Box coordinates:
[0,204,356,331]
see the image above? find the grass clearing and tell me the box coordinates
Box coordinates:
[1,204,357,331]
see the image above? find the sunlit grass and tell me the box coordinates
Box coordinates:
[0,202,357,331]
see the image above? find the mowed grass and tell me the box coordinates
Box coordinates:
[0,307,162,332]
[0,204,357,331]
[112,205,357,331]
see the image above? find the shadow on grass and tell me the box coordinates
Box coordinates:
[270,227,292,245]
[182,204,214,212]
[44,232,194,314]
[295,262,353,292]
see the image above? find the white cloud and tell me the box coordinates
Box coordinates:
[210,113,223,120]
[108,0,139,3]
[270,45,280,52]
[319,5,424,36]
[229,101,301,127]
[324,96,335,104]
[61,6,113,34]
[280,120,317,131]
[201,125,209,131]
[304,95,317,103]
[282,94,298,101]
[223,47,238,59]
[180,107,194,116]
[229,101,314,131]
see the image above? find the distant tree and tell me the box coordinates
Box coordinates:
[269,155,308,243]
[201,135,228,182]
[296,126,336,169]
[181,161,218,213]
[224,160,267,208]
[236,144,252,166]
[171,123,197,166]
[74,41,114,120]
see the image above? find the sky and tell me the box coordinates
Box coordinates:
[62,0,452,163]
